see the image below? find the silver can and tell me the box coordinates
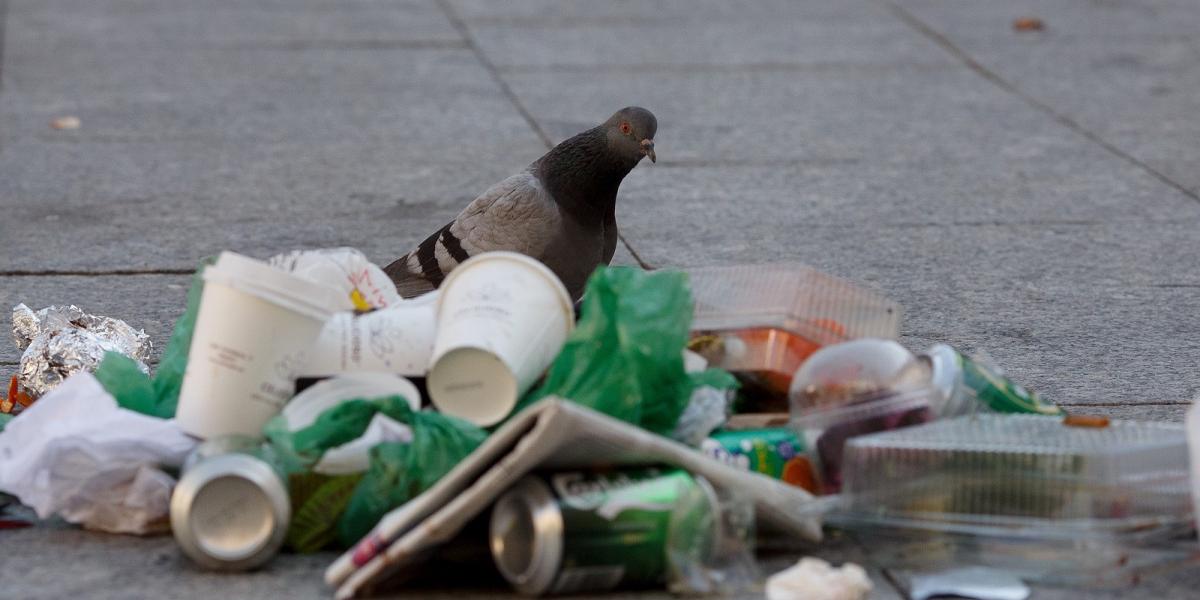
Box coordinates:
[170,437,291,571]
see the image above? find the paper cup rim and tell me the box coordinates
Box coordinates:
[204,251,344,322]
[435,252,574,329]
[427,346,519,426]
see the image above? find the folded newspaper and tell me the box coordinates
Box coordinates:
[326,398,823,598]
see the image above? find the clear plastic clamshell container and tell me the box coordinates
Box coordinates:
[838,414,1192,529]
[829,414,1195,586]
[790,386,938,495]
[786,339,938,494]
[686,264,902,406]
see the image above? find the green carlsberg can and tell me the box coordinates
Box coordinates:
[489,468,716,596]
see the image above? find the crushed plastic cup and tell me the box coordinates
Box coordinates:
[280,373,420,475]
[300,292,438,378]
[426,252,574,426]
[175,252,345,439]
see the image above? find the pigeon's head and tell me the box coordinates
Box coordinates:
[603,107,657,164]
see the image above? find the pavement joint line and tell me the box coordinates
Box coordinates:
[0,269,195,277]
[495,61,956,74]
[435,0,655,271]
[435,0,553,149]
[883,0,1200,205]
[1060,403,1190,408]
[217,39,469,51]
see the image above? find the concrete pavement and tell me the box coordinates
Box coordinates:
[2,1,1199,597]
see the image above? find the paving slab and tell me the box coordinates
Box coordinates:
[498,65,1141,168]
[459,10,952,70]
[613,209,1200,404]
[3,0,1199,598]
[8,0,459,49]
[892,0,1200,194]
[0,137,547,271]
[0,48,529,143]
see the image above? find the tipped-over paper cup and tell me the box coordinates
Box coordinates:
[300,291,438,378]
[176,252,344,439]
[427,252,574,426]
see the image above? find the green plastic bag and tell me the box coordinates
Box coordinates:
[94,258,212,419]
[336,406,487,546]
[262,394,487,551]
[263,394,416,473]
[523,266,736,434]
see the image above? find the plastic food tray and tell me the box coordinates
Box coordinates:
[835,414,1193,537]
[686,264,902,402]
[687,263,901,346]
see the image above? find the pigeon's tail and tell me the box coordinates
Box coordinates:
[383,253,438,298]
[384,222,467,298]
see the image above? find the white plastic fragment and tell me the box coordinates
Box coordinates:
[765,557,873,600]
[908,566,1030,600]
[0,373,197,534]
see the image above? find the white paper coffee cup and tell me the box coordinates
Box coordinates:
[301,292,438,378]
[176,252,344,439]
[427,252,574,426]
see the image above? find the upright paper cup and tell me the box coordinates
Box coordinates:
[427,252,574,426]
[300,292,438,378]
[176,252,344,439]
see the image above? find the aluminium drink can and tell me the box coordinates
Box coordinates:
[489,468,716,596]
[170,436,291,571]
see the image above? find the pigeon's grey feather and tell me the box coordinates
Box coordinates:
[385,173,560,297]
[385,106,657,300]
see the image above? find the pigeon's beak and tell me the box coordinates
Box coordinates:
[640,139,656,163]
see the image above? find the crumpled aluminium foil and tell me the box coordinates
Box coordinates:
[12,304,153,398]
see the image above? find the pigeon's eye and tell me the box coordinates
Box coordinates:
[619,122,632,135]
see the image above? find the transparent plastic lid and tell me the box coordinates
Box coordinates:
[686,263,901,345]
[838,414,1192,534]
[789,339,930,418]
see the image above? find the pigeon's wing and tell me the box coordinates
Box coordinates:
[383,172,561,298]
[383,226,447,298]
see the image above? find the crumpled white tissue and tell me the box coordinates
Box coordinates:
[0,373,197,534]
[766,557,873,600]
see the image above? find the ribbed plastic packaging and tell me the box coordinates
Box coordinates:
[839,414,1191,531]
[686,264,902,402]
[829,414,1194,585]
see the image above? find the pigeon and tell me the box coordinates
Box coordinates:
[384,106,657,301]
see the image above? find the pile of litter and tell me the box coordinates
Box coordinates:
[1,247,1196,599]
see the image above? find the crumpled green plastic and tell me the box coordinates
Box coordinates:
[335,401,487,547]
[0,414,11,433]
[523,266,737,434]
[262,394,487,550]
[93,258,213,419]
